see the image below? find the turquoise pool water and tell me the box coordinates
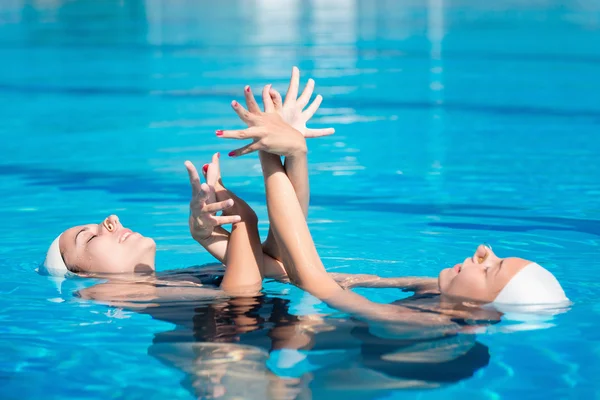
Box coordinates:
[1,0,599,398]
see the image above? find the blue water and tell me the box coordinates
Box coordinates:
[1,0,600,398]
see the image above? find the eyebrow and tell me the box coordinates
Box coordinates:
[74,227,89,245]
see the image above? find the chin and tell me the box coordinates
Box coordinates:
[437,268,452,291]
[143,237,157,251]
[128,238,157,271]
[135,236,156,253]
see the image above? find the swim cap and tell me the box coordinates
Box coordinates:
[40,234,70,277]
[493,263,568,305]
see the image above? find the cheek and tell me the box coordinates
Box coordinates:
[445,272,489,299]
[87,242,129,272]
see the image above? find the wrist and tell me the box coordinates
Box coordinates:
[192,230,212,243]
[287,142,307,158]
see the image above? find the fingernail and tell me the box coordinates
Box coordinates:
[245,86,250,93]
[231,100,238,107]
[202,164,208,174]
[216,130,223,136]
[228,151,236,157]
[216,152,220,159]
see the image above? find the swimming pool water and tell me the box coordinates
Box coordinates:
[1,0,599,398]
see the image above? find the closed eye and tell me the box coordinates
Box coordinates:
[87,234,97,243]
[495,259,504,277]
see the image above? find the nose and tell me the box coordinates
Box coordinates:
[102,215,120,233]
[473,244,499,267]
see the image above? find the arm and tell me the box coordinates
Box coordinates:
[230,67,334,261]
[204,154,263,294]
[239,67,334,217]
[259,151,457,335]
[186,151,287,280]
[185,158,240,264]
[194,227,231,265]
[330,273,439,293]
[236,102,457,332]
[259,151,342,299]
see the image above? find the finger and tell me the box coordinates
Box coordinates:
[303,94,323,120]
[199,182,212,197]
[201,164,209,178]
[228,141,262,158]
[212,215,242,226]
[283,66,300,106]
[244,85,261,114]
[217,127,261,140]
[269,88,283,111]
[198,182,216,205]
[206,153,220,186]
[305,127,335,138]
[262,84,274,112]
[297,78,315,109]
[185,161,202,196]
[202,199,234,214]
[231,100,253,124]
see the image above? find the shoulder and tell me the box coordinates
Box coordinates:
[76,281,158,304]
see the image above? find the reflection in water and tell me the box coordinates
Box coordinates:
[138,272,490,399]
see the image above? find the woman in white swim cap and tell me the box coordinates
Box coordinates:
[40,69,334,300]
[217,88,570,332]
[44,215,158,276]
[40,153,268,298]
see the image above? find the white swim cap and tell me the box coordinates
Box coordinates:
[39,234,70,277]
[493,262,568,305]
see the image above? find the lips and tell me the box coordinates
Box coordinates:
[118,229,135,243]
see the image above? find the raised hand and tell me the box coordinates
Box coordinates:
[217,85,307,158]
[185,153,241,242]
[273,66,334,138]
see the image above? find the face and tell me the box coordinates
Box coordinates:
[438,245,531,303]
[59,215,156,275]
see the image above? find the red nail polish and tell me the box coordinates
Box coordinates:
[228,151,236,157]
[202,164,208,173]
[217,152,220,158]
[245,86,250,93]
[216,130,223,136]
[231,100,238,107]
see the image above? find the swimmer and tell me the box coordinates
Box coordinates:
[42,154,267,301]
[218,85,570,335]
[40,67,335,302]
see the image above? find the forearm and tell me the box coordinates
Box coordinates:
[217,182,264,293]
[283,153,309,217]
[259,151,341,299]
[263,152,309,263]
[194,180,260,267]
[323,289,458,337]
[196,227,230,265]
[330,273,438,292]
[220,219,263,295]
